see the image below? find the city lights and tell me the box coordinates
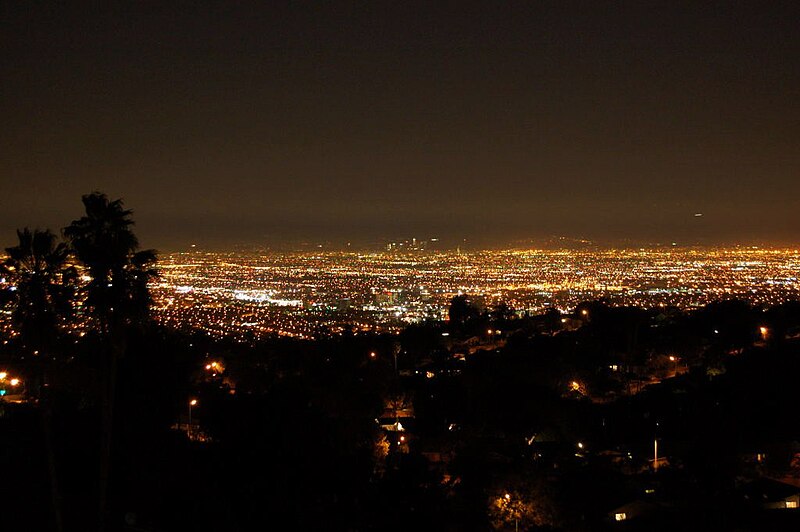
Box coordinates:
[144,247,800,340]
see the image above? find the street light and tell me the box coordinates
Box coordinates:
[502,493,518,532]
[654,438,659,471]
[188,399,197,437]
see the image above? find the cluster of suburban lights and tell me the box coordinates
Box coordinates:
[0,371,22,396]
[204,360,223,375]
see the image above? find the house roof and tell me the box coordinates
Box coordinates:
[741,478,800,502]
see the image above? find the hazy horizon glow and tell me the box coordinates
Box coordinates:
[2,3,799,248]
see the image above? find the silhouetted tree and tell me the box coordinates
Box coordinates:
[2,227,74,532]
[2,228,75,361]
[64,193,157,331]
[448,294,480,327]
[488,481,560,531]
[692,299,758,349]
[64,192,157,532]
[491,302,516,323]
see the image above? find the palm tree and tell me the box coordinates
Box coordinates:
[63,193,157,330]
[64,192,157,532]
[2,228,74,359]
[2,227,74,532]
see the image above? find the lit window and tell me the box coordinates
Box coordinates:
[615,512,627,521]
[786,500,798,509]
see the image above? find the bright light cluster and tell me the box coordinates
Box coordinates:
[148,246,800,340]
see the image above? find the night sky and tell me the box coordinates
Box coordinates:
[2,2,799,249]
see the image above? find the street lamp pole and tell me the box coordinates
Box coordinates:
[504,493,518,532]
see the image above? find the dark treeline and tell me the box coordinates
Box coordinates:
[2,195,800,531]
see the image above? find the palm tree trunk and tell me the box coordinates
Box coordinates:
[42,401,64,532]
[97,327,123,532]
[37,356,64,532]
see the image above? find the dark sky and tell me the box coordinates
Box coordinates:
[2,2,799,249]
